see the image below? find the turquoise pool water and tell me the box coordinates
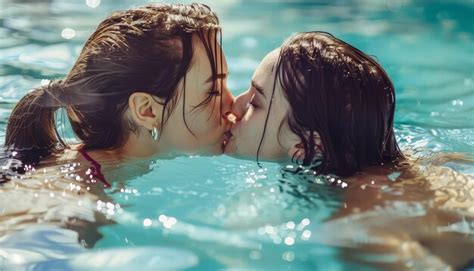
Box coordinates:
[1,0,473,270]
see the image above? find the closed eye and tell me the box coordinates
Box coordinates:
[207,90,221,96]
[250,100,260,108]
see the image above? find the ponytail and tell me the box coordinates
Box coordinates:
[4,80,66,164]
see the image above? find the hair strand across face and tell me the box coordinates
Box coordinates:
[257,31,403,176]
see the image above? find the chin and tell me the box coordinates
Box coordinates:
[205,142,225,156]
[225,142,287,162]
[224,142,250,159]
[223,141,236,155]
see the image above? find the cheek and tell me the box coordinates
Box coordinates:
[188,103,222,134]
[233,109,265,151]
[183,87,223,133]
[236,117,258,140]
[235,108,288,160]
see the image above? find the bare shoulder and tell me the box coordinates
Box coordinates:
[40,145,83,165]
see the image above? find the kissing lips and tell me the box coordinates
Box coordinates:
[222,130,233,150]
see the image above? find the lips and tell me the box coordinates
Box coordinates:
[224,111,238,124]
[222,111,237,151]
[222,130,233,150]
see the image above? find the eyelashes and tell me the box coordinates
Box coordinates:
[249,100,260,108]
[207,90,221,96]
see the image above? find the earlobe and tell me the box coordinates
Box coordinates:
[128,92,162,130]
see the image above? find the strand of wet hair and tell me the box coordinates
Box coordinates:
[219,29,223,125]
[180,34,196,138]
[256,54,283,166]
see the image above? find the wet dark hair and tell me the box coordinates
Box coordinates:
[3,3,223,165]
[260,31,403,177]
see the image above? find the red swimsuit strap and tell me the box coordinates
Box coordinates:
[77,146,111,188]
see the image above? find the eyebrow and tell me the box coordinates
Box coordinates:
[205,73,227,83]
[252,80,265,98]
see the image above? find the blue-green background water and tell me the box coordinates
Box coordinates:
[1,0,473,270]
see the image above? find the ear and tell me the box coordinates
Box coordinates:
[286,132,322,164]
[128,92,163,130]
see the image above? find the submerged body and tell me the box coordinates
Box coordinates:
[321,157,474,269]
[1,150,473,270]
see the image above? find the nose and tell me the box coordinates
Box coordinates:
[230,89,255,121]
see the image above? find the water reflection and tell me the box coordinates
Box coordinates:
[1,225,199,271]
[1,146,473,269]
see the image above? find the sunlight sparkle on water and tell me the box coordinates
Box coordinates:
[85,0,101,8]
[286,221,295,229]
[158,214,177,229]
[264,225,275,234]
[301,230,312,240]
[301,218,310,226]
[284,236,295,246]
[143,218,152,227]
[61,28,76,39]
[282,251,295,262]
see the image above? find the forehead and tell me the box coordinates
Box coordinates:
[253,48,280,82]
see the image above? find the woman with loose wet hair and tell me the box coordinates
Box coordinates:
[226,31,403,177]
[226,32,474,269]
[3,3,233,184]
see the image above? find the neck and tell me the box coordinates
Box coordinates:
[118,131,159,158]
[82,131,180,166]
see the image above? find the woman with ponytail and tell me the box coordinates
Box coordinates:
[5,80,67,164]
[3,3,233,186]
